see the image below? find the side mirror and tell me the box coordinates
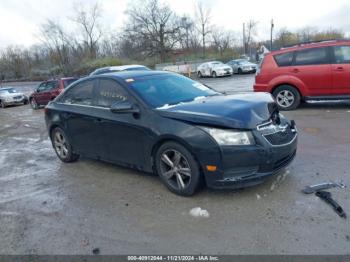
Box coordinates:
[110,101,140,114]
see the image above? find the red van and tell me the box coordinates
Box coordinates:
[254,40,350,110]
[29,78,78,109]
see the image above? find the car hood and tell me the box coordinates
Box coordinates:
[213,65,232,70]
[155,93,277,129]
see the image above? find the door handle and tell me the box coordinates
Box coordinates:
[94,118,104,124]
[335,67,344,71]
[292,68,300,73]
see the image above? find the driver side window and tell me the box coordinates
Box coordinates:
[95,79,128,108]
[60,80,94,106]
[37,82,47,92]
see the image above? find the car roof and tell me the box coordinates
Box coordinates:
[92,70,174,80]
[98,65,147,71]
[270,39,350,55]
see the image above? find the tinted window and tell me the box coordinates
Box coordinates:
[37,82,47,92]
[274,52,294,67]
[129,74,218,108]
[95,79,128,108]
[334,46,350,63]
[60,80,94,106]
[295,47,329,66]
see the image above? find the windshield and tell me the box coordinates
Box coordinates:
[129,74,218,108]
[125,66,150,71]
[211,62,224,66]
[0,88,17,94]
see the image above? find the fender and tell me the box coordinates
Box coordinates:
[268,75,308,97]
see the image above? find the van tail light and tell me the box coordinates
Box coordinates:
[44,107,49,114]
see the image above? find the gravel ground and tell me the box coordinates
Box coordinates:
[0,74,350,255]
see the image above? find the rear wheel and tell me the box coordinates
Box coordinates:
[51,127,79,163]
[273,85,301,110]
[30,98,38,110]
[0,100,5,108]
[155,142,202,196]
[212,71,217,78]
[197,71,202,78]
[238,68,243,74]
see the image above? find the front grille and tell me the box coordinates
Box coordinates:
[263,128,296,146]
[14,96,22,99]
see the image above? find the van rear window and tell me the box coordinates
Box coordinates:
[274,52,294,67]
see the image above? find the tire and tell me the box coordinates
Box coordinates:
[197,71,203,78]
[272,85,301,111]
[0,100,5,108]
[238,68,243,74]
[23,99,29,105]
[51,127,79,163]
[155,141,202,196]
[30,98,38,110]
[212,71,217,78]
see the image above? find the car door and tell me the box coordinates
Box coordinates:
[93,78,148,167]
[291,47,332,96]
[331,45,350,95]
[34,82,48,104]
[41,80,59,104]
[58,79,100,158]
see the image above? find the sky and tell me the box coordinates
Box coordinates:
[0,0,349,49]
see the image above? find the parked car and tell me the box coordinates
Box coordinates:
[89,65,151,76]
[29,77,78,109]
[0,87,28,108]
[227,59,258,74]
[254,39,350,110]
[197,61,233,78]
[45,71,297,196]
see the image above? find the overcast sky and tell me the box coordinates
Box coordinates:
[0,0,349,49]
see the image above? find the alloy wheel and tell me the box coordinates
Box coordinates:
[30,99,37,109]
[276,90,295,108]
[53,130,69,159]
[159,149,192,190]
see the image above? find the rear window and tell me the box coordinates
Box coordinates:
[295,47,329,66]
[274,52,294,67]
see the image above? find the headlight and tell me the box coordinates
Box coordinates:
[5,97,12,102]
[202,127,255,145]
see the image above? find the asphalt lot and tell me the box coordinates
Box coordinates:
[0,74,350,255]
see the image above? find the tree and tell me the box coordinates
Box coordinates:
[73,2,103,59]
[124,0,180,62]
[195,1,211,58]
[211,28,233,57]
[244,20,258,55]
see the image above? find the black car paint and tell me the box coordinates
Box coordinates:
[45,71,297,189]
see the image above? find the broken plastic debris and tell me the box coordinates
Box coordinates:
[189,207,210,218]
[92,248,100,255]
[302,181,346,194]
[315,191,346,219]
[256,194,261,200]
[24,124,30,128]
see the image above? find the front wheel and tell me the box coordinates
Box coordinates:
[155,142,202,196]
[51,127,79,163]
[197,71,202,78]
[0,100,6,108]
[273,85,301,110]
[238,68,243,74]
[211,71,217,78]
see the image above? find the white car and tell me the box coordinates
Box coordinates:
[89,65,151,76]
[197,61,233,78]
[0,87,28,108]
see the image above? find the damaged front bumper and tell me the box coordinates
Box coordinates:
[203,120,298,189]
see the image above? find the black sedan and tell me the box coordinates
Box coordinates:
[45,71,297,196]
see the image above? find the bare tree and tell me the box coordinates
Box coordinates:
[73,2,102,59]
[124,0,180,62]
[212,28,233,57]
[179,15,194,50]
[195,1,211,58]
[244,20,258,55]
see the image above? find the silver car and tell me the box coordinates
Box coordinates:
[197,61,233,78]
[0,87,28,108]
[227,59,258,74]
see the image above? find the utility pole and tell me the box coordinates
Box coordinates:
[270,19,274,51]
[243,22,246,55]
